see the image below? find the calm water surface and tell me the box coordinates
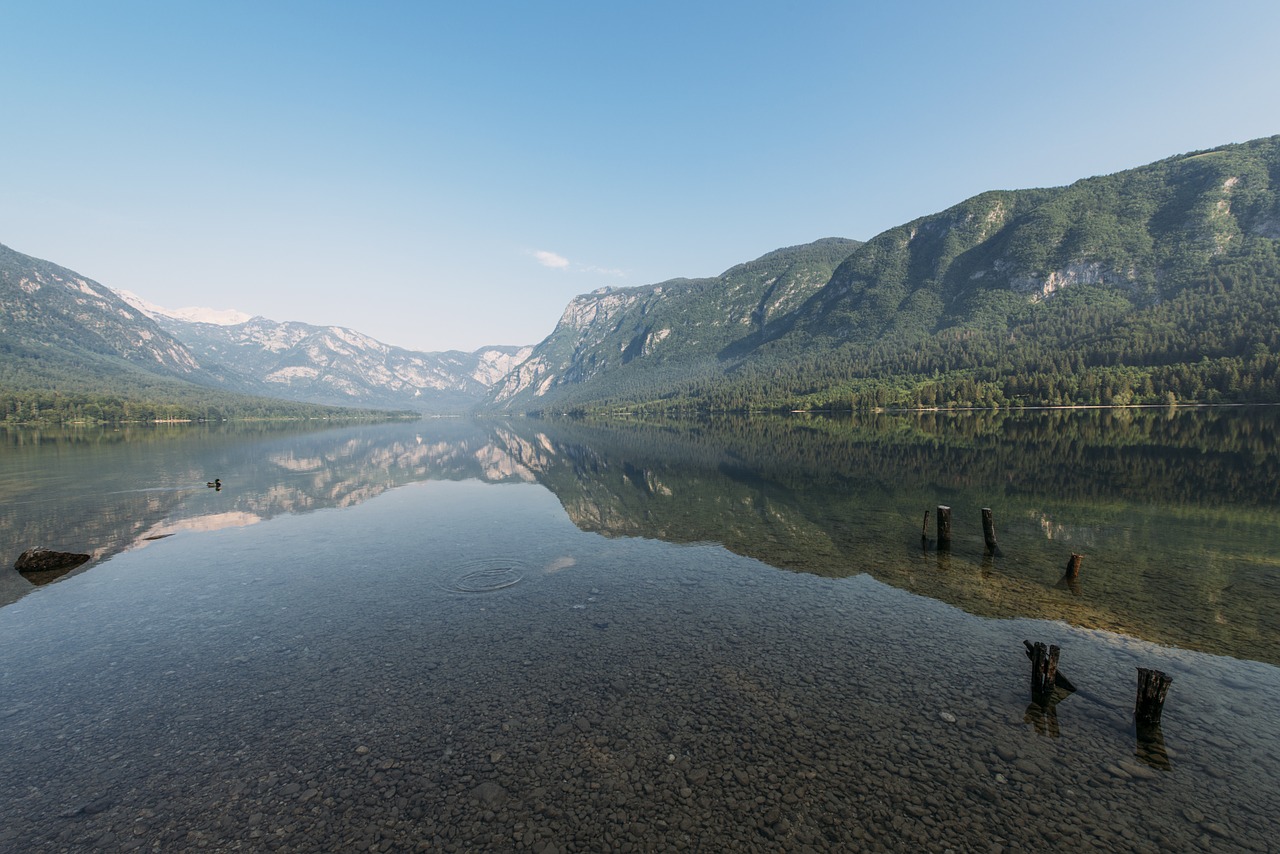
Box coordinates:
[1,410,1278,852]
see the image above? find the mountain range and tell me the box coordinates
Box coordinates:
[3,134,1279,422]
[486,135,1280,413]
[0,242,529,417]
[116,290,531,413]
[486,237,861,410]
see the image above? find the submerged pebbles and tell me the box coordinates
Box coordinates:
[0,488,1277,853]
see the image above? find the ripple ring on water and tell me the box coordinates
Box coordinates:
[446,558,527,594]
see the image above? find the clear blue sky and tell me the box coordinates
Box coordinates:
[3,1,1278,352]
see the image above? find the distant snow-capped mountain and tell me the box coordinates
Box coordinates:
[115,289,531,412]
[115,289,253,326]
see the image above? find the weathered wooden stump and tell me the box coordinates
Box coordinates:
[936,505,951,551]
[1021,641,1076,735]
[981,507,1002,556]
[1022,640,1076,693]
[1135,668,1173,727]
[1056,553,1083,595]
[1027,641,1060,703]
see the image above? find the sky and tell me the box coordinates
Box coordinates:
[3,1,1279,353]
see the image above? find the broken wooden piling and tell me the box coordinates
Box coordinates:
[1135,668,1173,727]
[981,507,1003,557]
[1056,553,1083,595]
[936,505,951,551]
[1023,701,1061,739]
[1027,641,1061,703]
[1022,640,1076,694]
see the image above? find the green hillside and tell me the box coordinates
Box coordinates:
[486,238,861,411]
[507,136,1280,414]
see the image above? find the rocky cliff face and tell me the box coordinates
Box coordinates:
[486,238,862,410]
[489,285,683,404]
[0,243,204,376]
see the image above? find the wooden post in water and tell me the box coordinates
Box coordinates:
[981,507,996,550]
[1058,553,1083,595]
[936,505,951,551]
[1022,640,1076,693]
[1022,640,1073,737]
[981,508,1002,556]
[921,510,930,549]
[1028,641,1060,704]
[1135,668,1173,727]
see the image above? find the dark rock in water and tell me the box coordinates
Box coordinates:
[15,547,91,579]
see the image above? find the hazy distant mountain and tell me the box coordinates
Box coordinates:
[118,292,532,413]
[115,289,253,326]
[0,242,527,418]
[0,244,384,421]
[487,135,1280,413]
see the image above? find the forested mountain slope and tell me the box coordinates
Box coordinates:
[483,238,862,411]
[9,135,1280,421]
[497,136,1280,413]
[1,243,206,379]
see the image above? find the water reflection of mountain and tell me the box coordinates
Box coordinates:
[488,409,1280,665]
[0,420,509,604]
[4,410,1279,664]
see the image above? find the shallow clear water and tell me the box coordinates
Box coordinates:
[1,412,1278,852]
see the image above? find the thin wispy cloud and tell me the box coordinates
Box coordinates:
[533,250,570,269]
[530,249,627,279]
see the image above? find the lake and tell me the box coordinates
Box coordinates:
[1,409,1278,852]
